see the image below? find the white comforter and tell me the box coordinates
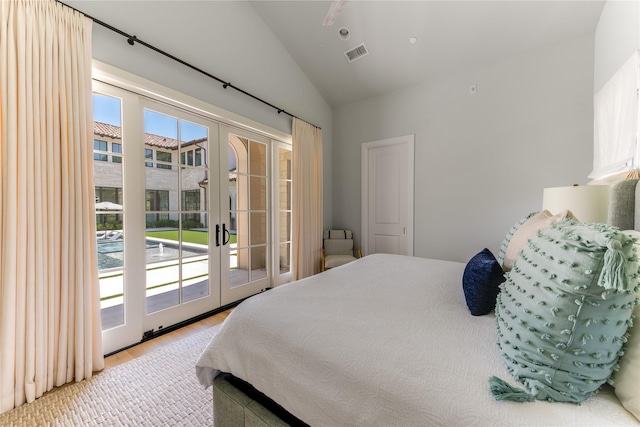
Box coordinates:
[196,254,638,426]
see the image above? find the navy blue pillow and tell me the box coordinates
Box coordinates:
[462,248,505,316]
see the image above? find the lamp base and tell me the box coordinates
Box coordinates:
[626,170,640,179]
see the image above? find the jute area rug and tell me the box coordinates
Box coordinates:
[0,325,220,426]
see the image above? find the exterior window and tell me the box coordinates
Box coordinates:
[182,189,201,223]
[180,150,194,166]
[156,151,172,170]
[181,149,201,166]
[145,149,153,168]
[145,189,169,211]
[96,186,123,205]
[95,186,123,230]
[94,139,108,161]
[112,142,122,163]
[182,189,200,211]
[145,189,170,224]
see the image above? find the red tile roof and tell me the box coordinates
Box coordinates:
[94,121,206,150]
[94,121,121,139]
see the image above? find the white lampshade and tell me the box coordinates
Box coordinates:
[542,185,610,224]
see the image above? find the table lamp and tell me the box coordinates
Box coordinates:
[542,184,610,224]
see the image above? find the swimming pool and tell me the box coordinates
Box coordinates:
[97,240,158,254]
[97,239,208,270]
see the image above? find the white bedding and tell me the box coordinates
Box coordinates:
[196,254,639,426]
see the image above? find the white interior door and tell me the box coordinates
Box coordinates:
[361,135,414,256]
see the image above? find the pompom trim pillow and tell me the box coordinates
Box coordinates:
[463,249,505,316]
[492,221,640,403]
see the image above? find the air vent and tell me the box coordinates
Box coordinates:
[345,43,369,63]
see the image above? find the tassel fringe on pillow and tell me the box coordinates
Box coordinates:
[489,377,535,403]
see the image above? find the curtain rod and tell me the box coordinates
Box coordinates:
[58,1,321,130]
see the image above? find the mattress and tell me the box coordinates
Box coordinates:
[196,253,639,426]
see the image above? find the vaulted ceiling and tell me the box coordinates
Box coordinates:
[250,1,605,107]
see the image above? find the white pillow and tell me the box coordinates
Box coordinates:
[502,209,577,271]
[614,230,640,422]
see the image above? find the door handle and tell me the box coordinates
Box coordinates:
[222,223,230,246]
[216,224,221,247]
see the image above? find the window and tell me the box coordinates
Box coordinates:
[179,148,204,167]
[145,189,170,224]
[145,149,153,168]
[94,139,108,161]
[182,189,200,211]
[96,186,122,205]
[95,186,123,231]
[182,189,201,223]
[112,142,122,163]
[146,189,169,211]
[156,151,172,170]
[591,50,639,180]
[94,139,107,150]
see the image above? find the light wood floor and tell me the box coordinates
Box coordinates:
[104,308,232,370]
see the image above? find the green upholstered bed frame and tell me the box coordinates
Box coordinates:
[213,373,305,427]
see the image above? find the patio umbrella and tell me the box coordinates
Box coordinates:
[95,201,123,210]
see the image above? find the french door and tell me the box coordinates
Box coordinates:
[221,127,272,304]
[93,80,281,354]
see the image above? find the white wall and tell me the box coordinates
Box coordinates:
[66,0,333,226]
[333,33,595,263]
[594,0,640,92]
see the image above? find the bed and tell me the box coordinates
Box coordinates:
[196,179,640,426]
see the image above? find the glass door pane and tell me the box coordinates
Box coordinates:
[144,109,212,314]
[93,93,125,331]
[144,110,181,313]
[278,147,292,273]
[228,135,269,287]
[180,121,210,304]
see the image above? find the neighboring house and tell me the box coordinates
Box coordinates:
[93,121,214,229]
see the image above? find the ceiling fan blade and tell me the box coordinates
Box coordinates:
[322,0,347,26]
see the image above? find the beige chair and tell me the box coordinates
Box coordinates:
[321,229,362,271]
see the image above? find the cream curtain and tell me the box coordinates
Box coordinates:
[292,118,323,280]
[0,0,103,414]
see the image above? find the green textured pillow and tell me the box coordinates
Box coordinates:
[492,221,640,403]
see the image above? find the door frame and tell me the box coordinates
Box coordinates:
[361,135,415,256]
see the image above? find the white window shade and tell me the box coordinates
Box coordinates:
[590,50,639,180]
